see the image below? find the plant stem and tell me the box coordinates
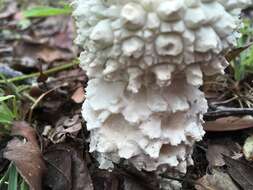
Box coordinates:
[0,60,79,84]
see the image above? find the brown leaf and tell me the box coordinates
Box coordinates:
[44,115,82,143]
[225,43,253,62]
[206,139,241,167]
[43,143,93,190]
[204,116,253,131]
[36,47,73,63]
[124,178,146,190]
[224,155,253,190]
[3,122,46,190]
[71,87,85,104]
[48,18,76,51]
[11,121,38,146]
[104,174,120,190]
[195,169,239,190]
[0,1,17,19]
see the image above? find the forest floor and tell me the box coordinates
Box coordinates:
[1,0,253,190]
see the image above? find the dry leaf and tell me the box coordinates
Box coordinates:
[204,116,253,131]
[225,43,253,62]
[44,115,82,143]
[0,1,17,19]
[195,169,239,190]
[11,121,38,146]
[3,121,46,190]
[224,155,253,190]
[206,139,241,167]
[124,178,145,190]
[36,47,73,63]
[43,143,93,190]
[71,87,85,104]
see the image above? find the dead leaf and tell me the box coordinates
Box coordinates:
[71,87,85,103]
[206,139,242,167]
[124,178,146,190]
[3,121,46,190]
[104,174,120,190]
[225,43,253,62]
[204,116,253,131]
[43,143,93,190]
[43,115,82,143]
[11,121,38,146]
[36,47,73,63]
[0,1,17,19]
[224,155,253,190]
[48,18,76,51]
[195,169,239,190]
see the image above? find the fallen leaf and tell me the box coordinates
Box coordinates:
[124,178,145,190]
[224,155,253,190]
[225,43,253,62]
[10,121,38,146]
[44,115,82,143]
[48,18,76,51]
[36,46,73,63]
[43,143,93,190]
[3,121,46,190]
[71,87,85,103]
[104,174,120,190]
[0,1,17,19]
[243,135,253,161]
[206,139,241,167]
[204,116,253,131]
[195,169,239,190]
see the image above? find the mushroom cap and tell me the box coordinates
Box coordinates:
[74,0,250,172]
[74,0,249,91]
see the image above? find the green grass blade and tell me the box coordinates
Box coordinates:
[20,179,29,190]
[23,5,72,18]
[8,164,18,190]
[0,95,15,102]
[0,103,15,125]
[0,165,11,189]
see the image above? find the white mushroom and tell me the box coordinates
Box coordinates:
[73,0,251,177]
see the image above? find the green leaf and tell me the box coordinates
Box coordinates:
[8,164,18,190]
[0,103,15,124]
[0,95,15,102]
[234,62,245,81]
[0,165,10,189]
[20,180,29,190]
[22,5,72,18]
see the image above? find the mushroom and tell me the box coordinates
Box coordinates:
[73,0,251,177]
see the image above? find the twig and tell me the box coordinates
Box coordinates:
[211,96,238,106]
[28,84,66,123]
[204,107,253,121]
[0,60,79,83]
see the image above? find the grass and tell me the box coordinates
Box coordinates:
[22,4,72,18]
[0,1,78,189]
[232,18,253,81]
[0,163,29,190]
[0,60,79,189]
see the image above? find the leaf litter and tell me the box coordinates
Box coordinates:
[1,1,253,190]
[3,122,46,190]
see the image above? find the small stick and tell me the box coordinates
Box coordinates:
[28,84,66,123]
[204,107,253,121]
[0,60,79,83]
